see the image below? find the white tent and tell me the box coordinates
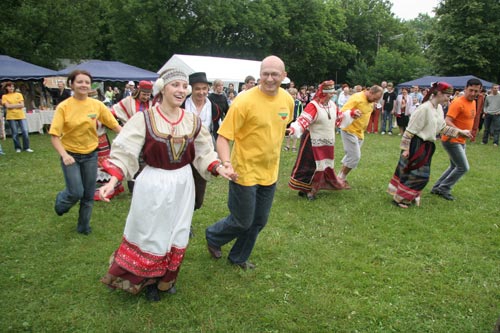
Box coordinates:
[158,54,261,91]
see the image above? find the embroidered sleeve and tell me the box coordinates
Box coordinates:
[101,159,125,181]
[440,125,460,138]
[336,107,356,129]
[192,115,219,181]
[208,160,222,176]
[289,103,317,138]
[400,130,414,151]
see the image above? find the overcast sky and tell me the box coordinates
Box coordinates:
[389,0,440,20]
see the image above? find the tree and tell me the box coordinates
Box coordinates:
[268,0,356,85]
[429,0,500,82]
[0,0,102,69]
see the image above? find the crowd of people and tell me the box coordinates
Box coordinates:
[1,55,497,302]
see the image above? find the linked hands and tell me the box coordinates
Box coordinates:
[459,129,473,139]
[218,164,238,182]
[352,109,362,119]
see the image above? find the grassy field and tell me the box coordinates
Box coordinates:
[0,130,499,332]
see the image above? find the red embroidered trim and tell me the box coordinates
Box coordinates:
[101,159,124,182]
[118,100,132,120]
[114,237,186,278]
[156,105,184,126]
[208,160,221,176]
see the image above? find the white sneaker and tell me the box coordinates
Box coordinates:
[381,131,386,135]
[25,148,34,153]
[16,149,21,153]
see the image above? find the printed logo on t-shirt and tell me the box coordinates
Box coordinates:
[87,113,97,119]
[278,112,288,120]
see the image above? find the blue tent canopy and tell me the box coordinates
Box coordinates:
[397,75,494,90]
[0,55,57,80]
[57,60,158,82]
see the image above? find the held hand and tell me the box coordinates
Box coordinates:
[352,109,361,119]
[62,154,75,166]
[218,165,238,182]
[460,129,473,138]
[98,183,115,202]
[402,150,409,158]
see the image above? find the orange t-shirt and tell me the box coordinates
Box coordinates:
[442,96,475,144]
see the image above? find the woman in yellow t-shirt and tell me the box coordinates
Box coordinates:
[1,81,33,153]
[49,70,121,235]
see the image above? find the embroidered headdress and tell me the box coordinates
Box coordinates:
[312,80,335,105]
[153,68,189,96]
[422,81,453,103]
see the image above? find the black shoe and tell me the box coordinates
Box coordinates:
[306,193,316,201]
[439,192,455,201]
[207,242,222,259]
[298,191,306,198]
[392,200,409,208]
[77,227,92,235]
[229,260,256,270]
[430,188,441,195]
[145,285,161,302]
[55,206,64,216]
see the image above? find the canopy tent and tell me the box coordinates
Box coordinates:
[57,60,159,82]
[0,55,58,80]
[397,75,495,90]
[158,54,262,90]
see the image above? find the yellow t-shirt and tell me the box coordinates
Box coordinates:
[341,91,374,140]
[2,92,25,120]
[218,87,294,186]
[49,97,119,154]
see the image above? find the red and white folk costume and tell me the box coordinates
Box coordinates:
[112,80,153,124]
[287,81,357,199]
[101,104,221,294]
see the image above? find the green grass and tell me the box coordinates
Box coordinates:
[0,131,499,332]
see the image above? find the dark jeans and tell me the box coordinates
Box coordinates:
[55,151,97,234]
[482,114,500,144]
[205,182,276,264]
[8,119,30,150]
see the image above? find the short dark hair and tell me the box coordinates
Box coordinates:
[244,75,255,84]
[67,70,93,87]
[466,78,482,88]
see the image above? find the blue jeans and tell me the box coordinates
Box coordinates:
[380,110,393,133]
[205,182,276,264]
[55,151,98,234]
[8,119,30,150]
[432,141,469,195]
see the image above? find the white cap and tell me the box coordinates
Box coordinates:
[128,81,135,86]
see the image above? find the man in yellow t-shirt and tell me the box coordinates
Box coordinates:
[205,56,294,270]
[1,82,33,153]
[338,85,384,184]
